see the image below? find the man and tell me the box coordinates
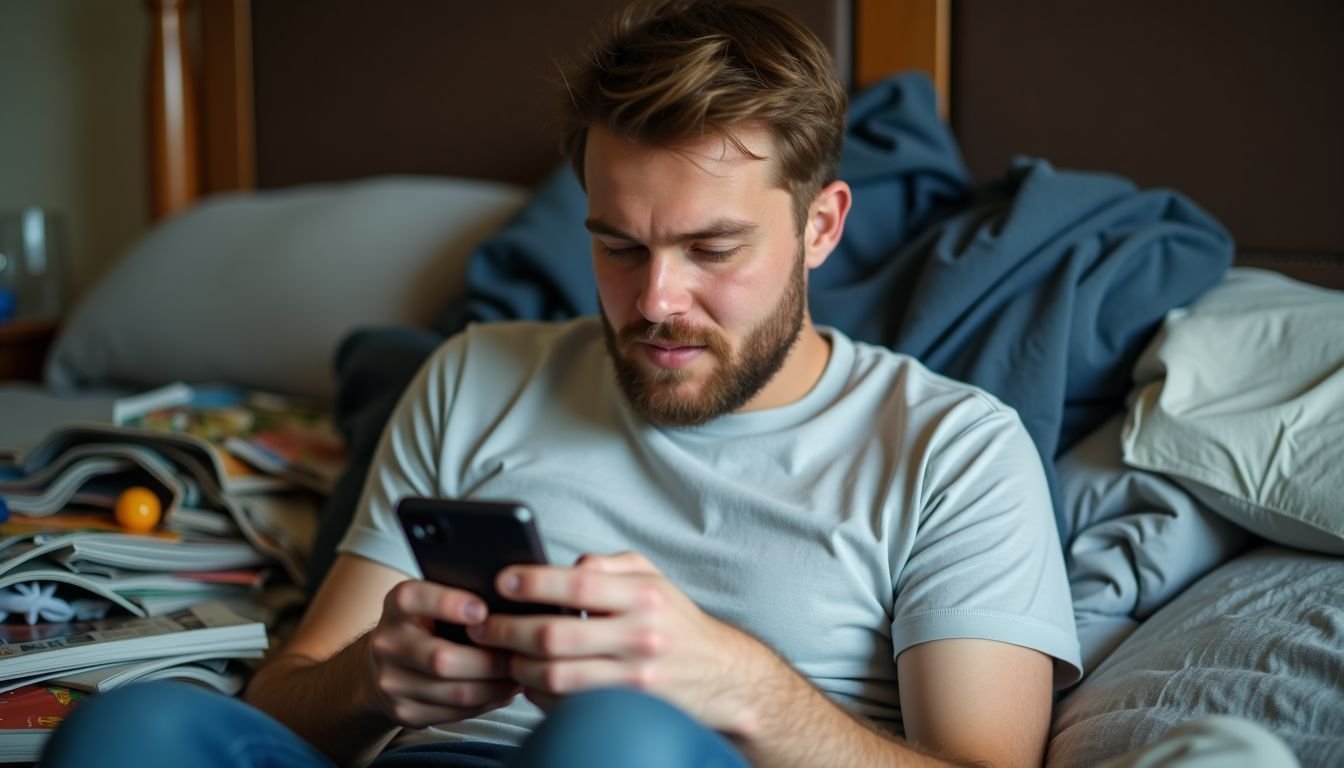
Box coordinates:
[42,2,1080,766]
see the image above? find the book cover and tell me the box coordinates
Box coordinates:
[0,684,85,762]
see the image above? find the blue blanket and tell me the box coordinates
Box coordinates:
[309,74,1232,587]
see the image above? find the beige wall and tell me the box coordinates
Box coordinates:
[0,0,148,307]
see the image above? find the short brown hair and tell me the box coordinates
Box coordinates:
[560,0,847,233]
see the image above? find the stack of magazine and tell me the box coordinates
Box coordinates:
[0,422,307,588]
[0,383,348,588]
[0,384,344,760]
[0,602,268,762]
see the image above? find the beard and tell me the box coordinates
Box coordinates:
[601,246,807,427]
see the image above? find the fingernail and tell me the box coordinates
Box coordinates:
[463,600,486,622]
[499,572,520,595]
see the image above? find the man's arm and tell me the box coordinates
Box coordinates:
[897,639,1054,767]
[473,552,1055,768]
[244,554,405,766]
[245,553,520,767]
[704,636,1054,768]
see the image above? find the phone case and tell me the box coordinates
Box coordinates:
[395,497,569,644]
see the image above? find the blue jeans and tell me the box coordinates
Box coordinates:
[39,681,748,768]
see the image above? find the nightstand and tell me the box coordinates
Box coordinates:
[0,317,58,382]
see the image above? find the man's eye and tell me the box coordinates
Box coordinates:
[697,246,741,262]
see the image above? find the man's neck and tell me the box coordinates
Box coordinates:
[737,321,832,414]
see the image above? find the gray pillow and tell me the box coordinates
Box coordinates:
[1122,268,1344,555]
[1048,546,1344,768]
[46,177,527,399]
[1056,415,1250,675]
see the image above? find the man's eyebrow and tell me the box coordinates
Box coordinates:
[584,217,758,242]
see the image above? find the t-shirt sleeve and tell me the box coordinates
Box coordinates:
[892,404,1083,688]
[336,336,467,578]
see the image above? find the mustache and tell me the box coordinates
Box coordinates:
[618,319,730,355]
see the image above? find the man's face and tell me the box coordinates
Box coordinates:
[584,124,808,427]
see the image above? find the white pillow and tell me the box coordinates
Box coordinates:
[46,177,527,399]
[1122,268,1344,555]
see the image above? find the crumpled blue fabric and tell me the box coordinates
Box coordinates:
[313,72,1232,588]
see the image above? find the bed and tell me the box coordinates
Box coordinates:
[26,0,1344,765]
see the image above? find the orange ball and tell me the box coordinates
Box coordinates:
[115,486,162,533]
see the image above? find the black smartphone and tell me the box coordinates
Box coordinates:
[395,496,572,644]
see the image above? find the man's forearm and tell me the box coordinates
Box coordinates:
[245,633,397,768]
[730,656,970,768]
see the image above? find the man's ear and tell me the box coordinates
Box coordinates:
[803,180,852,270]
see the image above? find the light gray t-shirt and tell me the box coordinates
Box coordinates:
[340,318,1082,747]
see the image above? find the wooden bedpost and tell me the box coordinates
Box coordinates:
[855,0,950,117]
[147,0,201,220]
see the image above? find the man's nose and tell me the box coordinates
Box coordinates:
[636,251,693,323]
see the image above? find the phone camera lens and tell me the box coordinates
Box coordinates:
[407,517,449,543]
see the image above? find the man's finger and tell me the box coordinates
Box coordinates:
[386,579,488,626]
[469,613,629,658]
[371,627,513,680]
[510,656,651,696]
[496,563,663,613]
[574,551,660,575]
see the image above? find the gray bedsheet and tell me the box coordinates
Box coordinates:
[1048,546,1344,768]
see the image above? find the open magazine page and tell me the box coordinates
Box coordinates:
[0,601,267,682]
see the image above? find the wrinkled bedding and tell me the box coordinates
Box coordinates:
[1049,546,1344,767]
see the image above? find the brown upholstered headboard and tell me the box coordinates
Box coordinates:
[150,0,1341,287]
[247,0,852,188]
[152,0,943,209]
[949,0,1344,288]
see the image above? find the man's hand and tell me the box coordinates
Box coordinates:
[364,579,522,728]
[465,551,785,736]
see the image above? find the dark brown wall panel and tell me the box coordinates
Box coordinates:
[951,0,1344,255]
[251,0,849,188]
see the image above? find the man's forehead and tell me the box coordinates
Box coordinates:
[584,123,777,175]
[582,124,792,241]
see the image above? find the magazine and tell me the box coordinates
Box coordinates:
[53,650,261,694]
[0,684,85,763]
[0,601,268,684]
[0,424,308,585]
[0,558,269,621]
[0,532,269,581]
[0,560,145,619]
[123,384,346,495]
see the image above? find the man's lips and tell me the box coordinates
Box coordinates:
[639,341,706,369]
